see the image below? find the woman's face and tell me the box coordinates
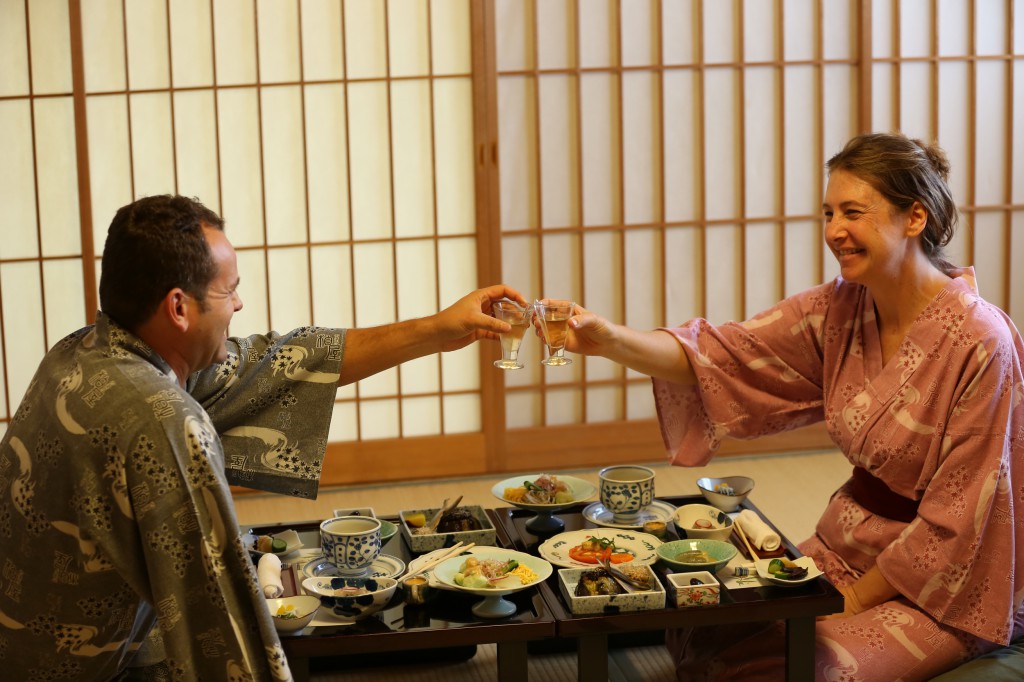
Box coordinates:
[823,169,922,289]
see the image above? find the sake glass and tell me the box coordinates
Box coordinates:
[534,299,575,366]
[492,300,532,370]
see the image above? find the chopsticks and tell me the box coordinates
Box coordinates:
[733,522,760,562]
[399,541,475,584]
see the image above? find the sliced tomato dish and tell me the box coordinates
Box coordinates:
[567,536,635,564]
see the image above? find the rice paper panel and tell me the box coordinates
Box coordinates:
[784,220,822,296]
[329,402,358,442]
[623,72,660,225]
[937,0,969,54]
[43,260,86,346]
[300,0,344,81]
[937,62,970,204]
[745,222,782,318]
[1,263,45,405]
[974,62,1009,206]
[345,0,387,80]
[704,225,742,324]
[624,229,662,332]
[498,76,538,231]
[231,249,268,335]
[871,63,895,133]
[539,75,579,229]
[1015,63,1024,204]
[388,0,429,78]
[400,355,440,396]
[360,399,400,440]
[434,78,476,236]
[28,0,73,95]
[81,0,125,92]
[586,385,622,423]
[169,0,214,87]
[257,0,300,83]
[174,91,221,214]
[823,65,856,167]
[262,86,309,245]
[704,70,738,222]
[439,237,481,393]
[309,244,353,328]
[536,0,572,71]
[267,247,312,333]
[663,70,699,224]
[976,0,1008,55]
[443,393,481,434]
[217,88,265,247]
[391,80,435,239]
[702,0,736,64]
[359,367,399,400]
[822,0,856,59]
[578,0,615,68]
[348,82,393,241]
[402,396,441,437]
[0,101,38,258]
[745,0,778,62]
[783,0,816,60]
[395,240,438,322]
[540,232,580,304]
[431,0,471,75]
[353,242,396,328]
[582,231,622,382]
[213,0,257,86]
[494,0,531,71]
[1011,212,1024,322]
[870,0,895,58]
[506,390,541,429]
[545,386,582,426]
[129,93,176,203]
[305,84,350,243]
[620,0,657,67]
[744,66,780,219]
[898,0,932,57]
[971,213,1008,310]
[501,234,540,306]
[783,67,818,216]
[125,0,169,90]
[626,381,655,420]
[580,74,620,227]
[85,95,132,247]
[664,225,703,324]
[0,1,29,96]
[898,62,933,141]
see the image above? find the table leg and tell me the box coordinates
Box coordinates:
[577,634,609,682]
[288,654,310,682]
[497,640,529,681]
[785,616,815,682]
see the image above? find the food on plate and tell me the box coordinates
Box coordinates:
[713,483,736,495]
[453,556,538,589]
[574,568,625,596]
[404,512,427,528]
[767,558,809,581]
[256,535,288,554]
[567,536,635,565]
[675,549,715,564]
[435,507,483,533]
[503,474,575,505]
[275,603,300,619]
[692,519,713,529]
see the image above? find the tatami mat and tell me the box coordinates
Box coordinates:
[234,449,851,681]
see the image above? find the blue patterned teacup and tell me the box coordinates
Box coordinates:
[320,516,382,577]
[599,465,655,523]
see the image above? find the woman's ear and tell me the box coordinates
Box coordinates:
[905,200,929,238]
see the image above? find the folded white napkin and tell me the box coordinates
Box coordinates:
[736,510,781,552]
[257,553,284,598]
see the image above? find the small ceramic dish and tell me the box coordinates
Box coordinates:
[673,504,734,542]
[399,505,497,553]
[754,556,823,586]
[268,595,319,632]
[302,576,399,622]
[656,538,737,575]
[696,476,754,512]
[243,528,303,558]
[666,571,720,608]
[557,565,666,614]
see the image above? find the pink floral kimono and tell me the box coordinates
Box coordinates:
[654,268,1024,681]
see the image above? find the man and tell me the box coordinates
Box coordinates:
[0,194,526,680]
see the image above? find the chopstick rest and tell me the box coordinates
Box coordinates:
[257,553,284,598]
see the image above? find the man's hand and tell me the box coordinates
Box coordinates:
[435,285,529,353]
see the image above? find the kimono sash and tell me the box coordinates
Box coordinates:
[849,466,920,523]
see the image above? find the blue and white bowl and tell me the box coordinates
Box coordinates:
[320,516,381,576]
[302,576,398,622]
[599,465,656,523]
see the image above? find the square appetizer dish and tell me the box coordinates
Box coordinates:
[557,565,666,615]
[399,504,497,553]
[666,571,721,608]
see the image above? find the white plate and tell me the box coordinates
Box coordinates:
[538,529,663,569]
[301,554,406,580]
[243,529,303,558]
[407,546,502,591]
[754,556,823,586]
[431,548,553,618]
[491,474,597,512]
[582,499,677,529]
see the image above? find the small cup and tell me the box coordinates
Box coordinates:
[599,465,655,524]
[403,575,434,605]
[320,516,382,577]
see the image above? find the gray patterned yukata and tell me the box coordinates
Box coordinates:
[0,312,344,680]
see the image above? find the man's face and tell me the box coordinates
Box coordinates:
[189,226,243,369]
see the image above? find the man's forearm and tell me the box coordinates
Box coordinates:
[338,318,440,386]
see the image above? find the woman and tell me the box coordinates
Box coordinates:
[562,132,1024,680]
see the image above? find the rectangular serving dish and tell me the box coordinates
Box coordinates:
[557,566,666,615]
[398,505,497,553]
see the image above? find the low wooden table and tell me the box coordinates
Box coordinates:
[490,495,843,682]
[247,520,556,682]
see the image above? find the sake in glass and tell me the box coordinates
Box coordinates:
[492,300,532,370]
[535,299,575,366]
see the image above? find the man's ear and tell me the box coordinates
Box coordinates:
[163,288,191,333]
[905,200,929,237]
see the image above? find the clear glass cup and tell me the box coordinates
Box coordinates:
[492,300,532,370]
[534,299,575,366]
